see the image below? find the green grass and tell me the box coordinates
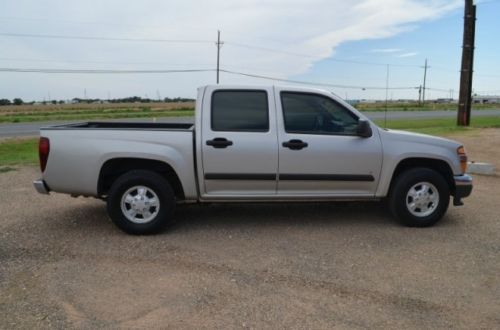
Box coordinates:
[0,138,38,166]
[374,116,500,135]
[0,109,194,123]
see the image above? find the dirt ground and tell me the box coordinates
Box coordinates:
[0,130,499,329]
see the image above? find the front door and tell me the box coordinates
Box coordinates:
[276,88,383,196]
[201,87,279,197]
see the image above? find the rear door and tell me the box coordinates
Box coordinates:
[200,86,279,197]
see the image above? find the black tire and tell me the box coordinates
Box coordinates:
[107,170,175,235]
[389,167,450,227]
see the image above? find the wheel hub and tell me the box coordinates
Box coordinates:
[121,186,160,224]
[406,182,440,218]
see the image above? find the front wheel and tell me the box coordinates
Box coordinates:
[107,170,175,235]
[389,168,450,227]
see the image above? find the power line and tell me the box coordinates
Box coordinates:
[220,69,418,90]
[3,30,496,77]
[0,66,469,93]
[0,67,215,74]
[0,57,216,67]
[0,32,212,43]
[3,54,498,81]
[426,87,456,92]
[0,31,421,67]
[474,89,500,94]
[0,66,419,90]
[473,72,500,78]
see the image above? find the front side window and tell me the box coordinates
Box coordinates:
[211,90,269,132]
[281,92,359,135]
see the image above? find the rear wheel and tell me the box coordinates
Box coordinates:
[107,170,175,234]
[389,168,450,227]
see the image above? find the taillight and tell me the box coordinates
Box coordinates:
[39,137,50,172]
[457,146,467,174]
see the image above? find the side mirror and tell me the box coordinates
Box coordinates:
[357,119,372,138]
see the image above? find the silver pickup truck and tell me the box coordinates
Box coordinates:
[34,85,472,234]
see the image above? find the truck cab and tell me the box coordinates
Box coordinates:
[197,85,382,199]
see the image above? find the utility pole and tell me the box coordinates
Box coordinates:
[418,85,422,105]
[422,59,428,105]
[384,64,390,128]
[457,0,476,126]
[215,30,224,84]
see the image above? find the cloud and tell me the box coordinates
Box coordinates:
[370,48,403,53]
[397,52,419,57]
[0,0,462,99]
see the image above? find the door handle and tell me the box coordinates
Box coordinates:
[206,137,233,149]
[282,139,308,150]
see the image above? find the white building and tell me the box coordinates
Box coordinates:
[473,95,500,104]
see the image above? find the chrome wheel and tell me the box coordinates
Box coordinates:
[406,182,440,217]
[120,186,160,224]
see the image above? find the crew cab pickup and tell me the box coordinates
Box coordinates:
[34,85,473,234]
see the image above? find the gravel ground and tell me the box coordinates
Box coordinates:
[0,131,499,329]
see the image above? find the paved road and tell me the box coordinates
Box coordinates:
[1,109,500,138]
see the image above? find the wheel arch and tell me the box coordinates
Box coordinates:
[98,157,185,200]
[387,157,455,196]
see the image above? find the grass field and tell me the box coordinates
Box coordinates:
[0,138,38,167]
[2,117,499,167]
[0,102,195,123]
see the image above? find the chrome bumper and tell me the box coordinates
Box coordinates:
[33,179,50,195]
[453,174,472,206]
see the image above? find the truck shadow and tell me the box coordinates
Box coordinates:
[51,200,391,232]
[169,201,396,232]
[51,199,456,235]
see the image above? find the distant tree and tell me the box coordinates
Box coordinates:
[13,98,23,105]
[0,99,11,106]
[58,100,65,104]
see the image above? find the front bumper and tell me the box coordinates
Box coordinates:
[33,179,50,195]
[453,174,473,206]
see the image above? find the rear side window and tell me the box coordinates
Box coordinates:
[211,90,269,132]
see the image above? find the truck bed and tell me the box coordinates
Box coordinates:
[44,121,194,131]
[39,122,197,198]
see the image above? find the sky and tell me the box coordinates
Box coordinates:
[0,0,499,101]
